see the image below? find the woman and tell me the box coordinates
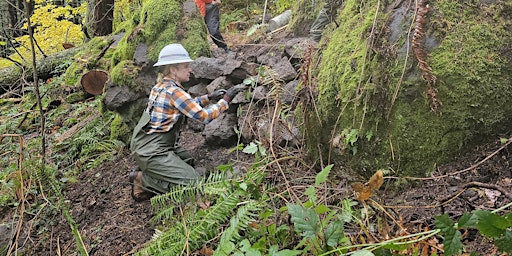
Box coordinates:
[129,43,242,201]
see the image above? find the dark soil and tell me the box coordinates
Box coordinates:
[2,31,511,256]
[16,128,510,256]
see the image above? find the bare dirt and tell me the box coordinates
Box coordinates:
[3,31,511,256]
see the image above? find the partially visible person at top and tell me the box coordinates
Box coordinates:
[129,43,244,201]
[194,0,233,53]
[309,0,343,43]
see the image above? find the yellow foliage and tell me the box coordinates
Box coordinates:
[0,3,86,68]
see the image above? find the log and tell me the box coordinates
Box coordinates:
[0,46,83,95]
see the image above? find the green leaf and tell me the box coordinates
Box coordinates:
[287,204,320,238]
[258,144,266,156]
[500,137,509,144]
[325,220,344,247]
[435,214,462,256]
[315,164,333,185]
[214,241,235,256]
[239,239,262,256]
[269,245,301,256]
[474,210,509,238]
[314,204,330,214]
[351,249,375,256]
[457,212,478,228]
[494,230,512,253]
[228,143,244,153]
[243,142,258,154]
[304,186,316,203]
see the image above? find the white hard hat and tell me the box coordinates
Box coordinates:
[153,43,193,67]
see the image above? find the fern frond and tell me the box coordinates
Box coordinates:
[150,171,231,208]
[217,200,262,247]
[151,204,176,223]
[141,191,242,255]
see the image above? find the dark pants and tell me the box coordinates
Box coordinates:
[205,3,227,49]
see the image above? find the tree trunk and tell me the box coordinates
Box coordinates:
[86,0,114,36]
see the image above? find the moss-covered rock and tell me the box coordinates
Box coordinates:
[303,0,512,177]
[289,0,318,36]
[110,113,132,143]
[109,60,141,89]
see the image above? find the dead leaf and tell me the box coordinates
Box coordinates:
[198,200,211,210]
[199,245,213,256]
[351,182,372,200]
[350,170,385,200]
[368,169,384,191]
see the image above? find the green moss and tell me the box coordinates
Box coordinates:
[110,60,141,89]
[304,0,512,177]
[141,0,181,43]
[65,91,89,103]
[110,113,131,143]
[62,37,114,85]
[289,0,317,35]
[180,17,211,58]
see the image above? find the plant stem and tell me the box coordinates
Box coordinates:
[319,229,440,256]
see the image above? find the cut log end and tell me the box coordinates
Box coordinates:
[81,70,109,95]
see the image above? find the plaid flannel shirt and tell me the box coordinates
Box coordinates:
[145,79,228,133]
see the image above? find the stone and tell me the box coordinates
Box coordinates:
[203,113,238,146]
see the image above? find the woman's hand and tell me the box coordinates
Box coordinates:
[208,89,227,101]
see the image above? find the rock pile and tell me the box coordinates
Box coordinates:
[103,35,317,149]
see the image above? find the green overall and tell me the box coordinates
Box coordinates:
[130,83,203,194]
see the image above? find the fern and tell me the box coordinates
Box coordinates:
[150,171,230,209]
[216,200,262,252]
[140,191,242,255]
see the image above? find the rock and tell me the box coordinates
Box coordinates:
[252,86,269,101]
[281,80,299,105]
[284,37,316,60]
[187,119,205,132]
[206,77,232,94]
[268,56,298,82]
[103,84,141,110]
[257,46,283,65]
[188,83,208,97]
[191,57,243,80]
[133,43,150,66]
[203,113,238,146]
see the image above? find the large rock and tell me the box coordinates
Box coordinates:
[190,57,243,80]
[203,113,238,146]
[303,0,512,177]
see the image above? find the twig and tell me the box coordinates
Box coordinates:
[439,181,512,204]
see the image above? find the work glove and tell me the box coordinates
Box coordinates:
[208,89,227,101]
[223,85,246,103]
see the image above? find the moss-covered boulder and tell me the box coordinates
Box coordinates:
[303,0,512,177]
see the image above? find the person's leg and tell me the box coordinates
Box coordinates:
[142,150,202,194]
[310,4,331,42]
[205,3,228,49]
[174,145,195,167]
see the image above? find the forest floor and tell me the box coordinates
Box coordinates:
[2,30,512,256]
